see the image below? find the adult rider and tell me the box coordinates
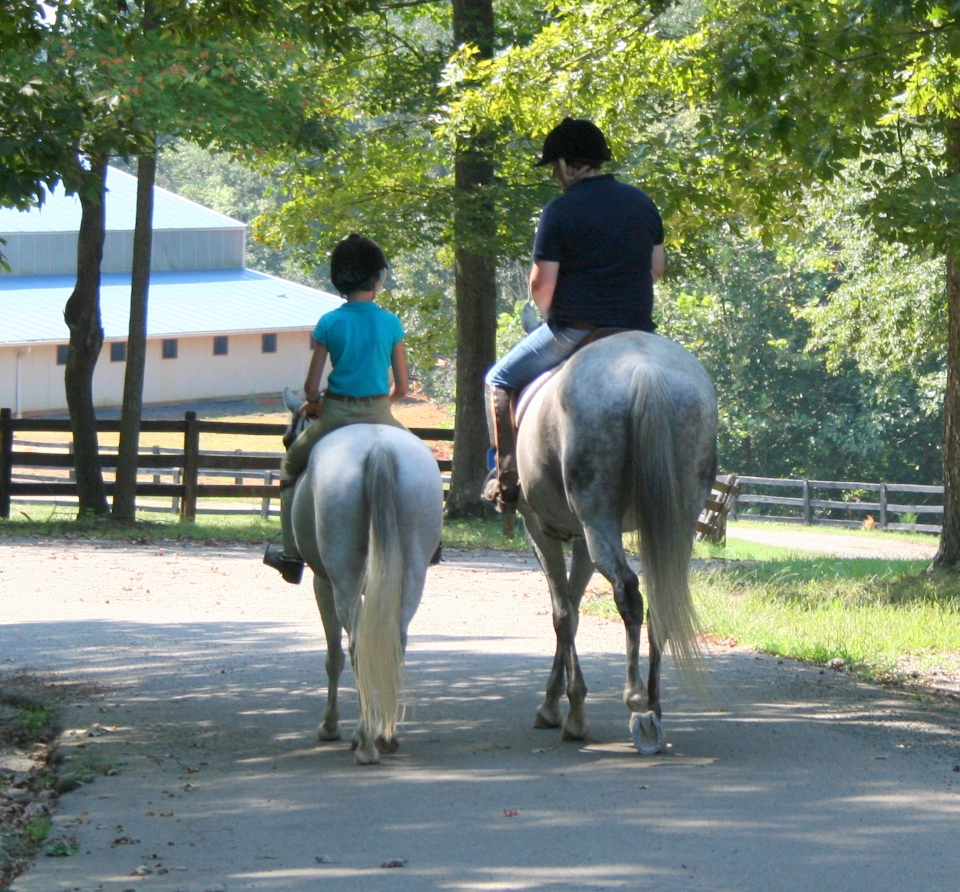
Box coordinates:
[483,117,665,516]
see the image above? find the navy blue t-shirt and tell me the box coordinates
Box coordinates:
[533,175,664,330]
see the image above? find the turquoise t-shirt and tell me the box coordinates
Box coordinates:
[312,302,405,398]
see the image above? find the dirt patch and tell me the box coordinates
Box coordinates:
[727,526,939,560]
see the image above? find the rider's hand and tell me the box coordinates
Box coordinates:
[300,399,324,418]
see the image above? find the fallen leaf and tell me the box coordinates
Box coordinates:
[381,858,408,868]
[503,809,519,817]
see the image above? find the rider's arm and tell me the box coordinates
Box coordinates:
[300,342,329,416]
[389,340,409,402]
[651,244,665,283]
[530,260,560,318]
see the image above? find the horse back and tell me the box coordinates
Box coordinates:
[518,332,717,533]
[293,424,444,572]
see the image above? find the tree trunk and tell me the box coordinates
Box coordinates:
[930,118,960,570]
[930,250,960,569]
[113,150,156,520]
[445,0,498,517]
[63,153,109,518]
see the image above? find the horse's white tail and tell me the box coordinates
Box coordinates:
[629,364,705,688]
[353,439,407,741]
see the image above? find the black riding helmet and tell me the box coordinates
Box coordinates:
[330,233,388,295]
[536,117,612,167]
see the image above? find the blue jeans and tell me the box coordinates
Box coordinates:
[485,323,592,391]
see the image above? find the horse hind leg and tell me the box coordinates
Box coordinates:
[313,572,345,742]
[582,523,650,716]
[524,513,589,741]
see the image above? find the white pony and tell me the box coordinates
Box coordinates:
[282,391,444,764]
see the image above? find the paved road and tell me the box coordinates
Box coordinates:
[1,539,958,892]
[727,526,939,560]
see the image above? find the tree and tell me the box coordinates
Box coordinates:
[444,0,960,563]
[689,0,960,567]
[254,1,555,516]
[1,1,365,518]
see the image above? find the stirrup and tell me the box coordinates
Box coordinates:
[481,470,519,510]
[263,545,304,585]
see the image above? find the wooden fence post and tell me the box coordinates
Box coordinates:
[181,411,199,523]
[152,445,161,485]
[0,409,12,520]
[802,479,812,525]
[879,482,888,529]
[261,469,273,521]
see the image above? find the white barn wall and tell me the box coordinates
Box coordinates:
[140,330,316,405]
[0,329,317,414]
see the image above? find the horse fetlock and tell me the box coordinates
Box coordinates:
[624,687,648,713]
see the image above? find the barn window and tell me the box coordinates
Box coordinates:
[56,344,69,365]
[262,333,277,353]
[162,338,178,359]
[110,341,127,362]
[213,336,229,356]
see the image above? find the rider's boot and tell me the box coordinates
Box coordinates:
[481,385,520,518]
[263,482,305,584]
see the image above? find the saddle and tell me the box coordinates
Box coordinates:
[515,327,634,428]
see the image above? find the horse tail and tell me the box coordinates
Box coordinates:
[354,438,407,742]
[629,364,705,689]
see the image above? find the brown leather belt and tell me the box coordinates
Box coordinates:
[568,321,597,330]
[324,391,390,402]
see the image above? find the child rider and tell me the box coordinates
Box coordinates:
[263,233,409,583]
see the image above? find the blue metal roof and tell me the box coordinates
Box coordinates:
[0,268,343,345]
[0,166,245,235]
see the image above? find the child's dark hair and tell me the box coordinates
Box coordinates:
[330,234,388,295]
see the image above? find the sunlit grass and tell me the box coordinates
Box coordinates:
[585,552,960,685]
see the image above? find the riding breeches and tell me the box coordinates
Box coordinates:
[280,397,407,485]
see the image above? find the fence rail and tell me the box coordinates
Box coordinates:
[734,475,943,533]
[0,408,454,521]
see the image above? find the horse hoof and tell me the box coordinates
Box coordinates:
[630,711,663,755]
[534,704,562,729]
[375,734,399,754]
[354,747,380,766]
[560,719,588,741]
[317,724,341,742]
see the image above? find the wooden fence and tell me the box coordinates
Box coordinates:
[734,475,943,533]
[0,408,454,522]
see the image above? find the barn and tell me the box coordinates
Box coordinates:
[0,167,341,416]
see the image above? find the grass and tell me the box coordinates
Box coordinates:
[584,550,960,687]
[1,505,534,549]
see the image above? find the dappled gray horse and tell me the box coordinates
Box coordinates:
[516,332,717,753]
[283,391,444,764]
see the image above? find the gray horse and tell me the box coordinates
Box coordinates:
[515,332,717,753]
[282,391,444,764]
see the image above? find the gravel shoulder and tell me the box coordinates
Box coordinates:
[1,538,959,892]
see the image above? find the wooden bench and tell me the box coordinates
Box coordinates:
[696,473,740,546]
